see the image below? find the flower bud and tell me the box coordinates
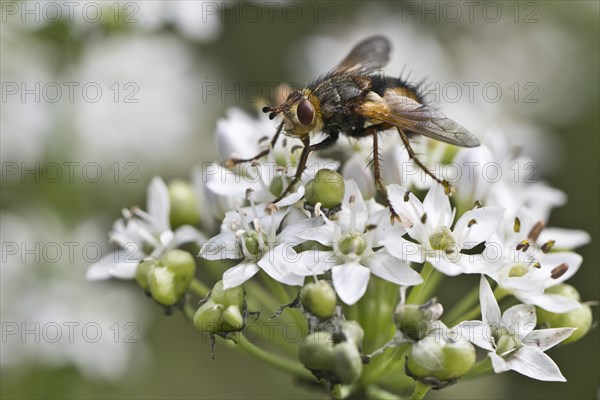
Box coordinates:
[304,169,345,209]
[543,283,581,301]
[193,299,244,333]
[211,280,245,309]
[394,299,443,341]
[136,258,157,292]
[299,331,336,372]
[406,331,475,388]
[299,329,364,385]
[536,303,592,344]
[300,280,337,319]
[168,179,201,229]
[332,340,363,384]
[147,250,196,306]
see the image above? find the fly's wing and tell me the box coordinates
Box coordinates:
[331,36,391,75]
[355,90,480,147]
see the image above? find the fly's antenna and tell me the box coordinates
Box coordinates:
[262,105,283,120]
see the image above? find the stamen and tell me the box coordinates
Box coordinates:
[421,213,428,224]
[514,217,521,233]
[403,190,411,202]
[468,219,477,227]
[349,196,357,232]
[532,262,541,269]
[473,200,483,209]
[551,263,569,279]
[541,240,555,254]
[246,189,260,221]
[528,221,545,242]
[516,239,530,252]
[254,218,266,249]
[314,202,322,217]
[236,208,251,232]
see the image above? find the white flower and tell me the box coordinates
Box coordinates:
[483,211,583,313]
[459,276,574,382]
[86,177,205,280]
[209,108,338,206]
[385,183,505,276]
[200,200,318,289]
[296,180,422,305]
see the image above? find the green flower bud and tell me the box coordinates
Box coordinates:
[193,299,244,333]
[136,259,157,292]
[332,340,363,384]
[147,250,196,306]
[338,233,367,256]
[168,179,200,229]
[304,169,345,209]
[394,299,443,341]
[299,331,336,372]
[269,178,284,197]
[536,303,592,344]
[406,332,475,387]
[299,329,364,385]
[429,228,456,251]
[543,283,581,301]
[300,281,337,319]
[211,280,245,309]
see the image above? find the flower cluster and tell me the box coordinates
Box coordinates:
[88,107,593,398]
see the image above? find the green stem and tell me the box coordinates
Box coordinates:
[364,385,402,400]
[182,300,312,380]
[447,287,509,324]
[190,278,211,298]
[407,263,442,305]
[410,382,430,400]
[444,284,480,326]
[229,334,313,380]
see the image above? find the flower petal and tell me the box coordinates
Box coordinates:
[521,293,581,313]
[454,206,504,249]
[538,227,590,250]
[522,328,575,351]
[200,232,242,260]
[423,182,453,229]
[258,245,306,286]
[506,346,566,382]
[332,262,371,305]
[457,321,495,351]
[364,252,422,286]
[222,262,260,289]
[147,176,170,232]
[500,304,536,338]
[480,275,501,325]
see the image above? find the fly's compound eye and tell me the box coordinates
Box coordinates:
[297,99,314,126]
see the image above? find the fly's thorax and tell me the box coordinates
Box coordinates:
[281,89,323,138]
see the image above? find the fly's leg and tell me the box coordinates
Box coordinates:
[225,122,284,168]
[396,127,452,195]
[370,127,402,224]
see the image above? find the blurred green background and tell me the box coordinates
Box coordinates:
[1,1,598,398]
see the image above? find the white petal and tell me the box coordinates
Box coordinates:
[338,180,369,232]
[383,237,424,263]
[297,223,338,247]
[258,245,306,286]
[171,225,205,247]
[147,176,170,232]
[506,346,566,382]
[200,232,241,260]
[387,184,427,241]
[276,216,323,245]
[332,262,371,305]
[454,206,504,249]
[538,252,583,287]
[275,185,305,207]
[367,208,406,247]
[538,228,590,250]
[423,182,452,228]
[488,351,510,374]
[222,262,260,289]
[501,304,536,338]
[364,252,422,286]
[480,275,501,325]
[342,154,375,199]
[522,328,575,351]
[489,351,511,373]
[523,293,581,313]
[457,321,495,351]
[427,255,465,276]
[86,254,118,281]
[297,250,339,275]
